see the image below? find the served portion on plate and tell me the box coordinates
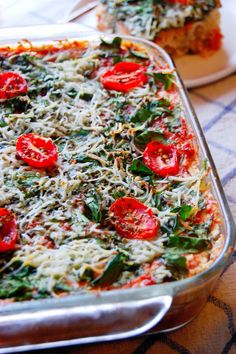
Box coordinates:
[0,36,223,302]
[97,0,222,57]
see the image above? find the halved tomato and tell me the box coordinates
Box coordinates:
[109,197,159,239]
[100,62,148,92]
[0,71,27,101]
[0,208,18,252]
[143,141,179,177]
[16,133,58,168]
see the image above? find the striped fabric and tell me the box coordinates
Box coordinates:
[2,1,236,353]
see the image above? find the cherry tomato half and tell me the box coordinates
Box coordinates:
[16,133,58,168]
[0,208,18,252]
[0,71,27,101]
[109,197,159,240]
[143,142,179,177]
[100,62,148,92]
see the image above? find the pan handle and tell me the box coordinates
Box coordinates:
[0,295,172,352]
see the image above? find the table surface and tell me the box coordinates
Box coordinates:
[1,1,236,353]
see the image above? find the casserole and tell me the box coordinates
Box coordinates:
[97,0,222,57]
[0,24,234,353]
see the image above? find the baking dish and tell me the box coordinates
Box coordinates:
[0,24,235,353]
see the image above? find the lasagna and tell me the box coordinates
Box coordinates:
[0,37,223,301]
[97,0,223,57]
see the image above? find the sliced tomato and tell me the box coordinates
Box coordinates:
[16,133,58,168]
[0,71,27,101]
[0,208,18,252]
[100,62,148,92]
[109,197,159,240]
[143,142,179,177]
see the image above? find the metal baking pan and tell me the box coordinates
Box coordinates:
[0,24,235,353]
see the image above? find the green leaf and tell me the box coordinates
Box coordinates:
[153,73,175,90]
[165,235,212,253]
[16,172,41,187]
[85,193,102,222]
[112,190,125,199]
[134,128,166,148]
[67,88,78,98]
[100,36,122,49]
[131,99,171,124]
[163,253,187,271]
[92,253,127,286]
[0,266,34,300]
[189,219,212,238]
[161,216,178,234]
[130,158,154,176]
[131,106,152,123]
[79,92,93,101]
[172,205,192,221]
[0,117,7,127]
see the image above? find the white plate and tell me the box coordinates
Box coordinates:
[74,0,236,88]
[175,2,236,88]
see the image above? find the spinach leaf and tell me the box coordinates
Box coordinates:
[130,158,154,176]
[163,253,187,272]
[79,92,93,101]
[112,190,125,199]
[67,88,78,98]
[189,219,212,238]
[134,128,166,148]
[172,205,192,221]
[131,106,152,124]
[16,172,41,187]
[85,193,102,222]
[165,235,212,253]
[75,155,97,163]
[161,216,178,234]
[100,36,122,49]
[79,268,94,282]
[152,73,175,90]
[0,266,34,300]
[92,253,127,286]
[131,99,171,124]
[0,117,7,127]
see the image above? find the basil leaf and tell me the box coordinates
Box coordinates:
[100,36,122,49]
[130,158,154,176]
[85,194,102,222]
[134,128,166,148]
[166,235,212,253]
[153,73,175,90]
[172,205,192,221]
[92,253,127,286]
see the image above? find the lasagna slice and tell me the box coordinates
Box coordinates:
[97,0,222,57]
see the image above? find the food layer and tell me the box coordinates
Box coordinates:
[0,37,223,301]
[97,0,222,56]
